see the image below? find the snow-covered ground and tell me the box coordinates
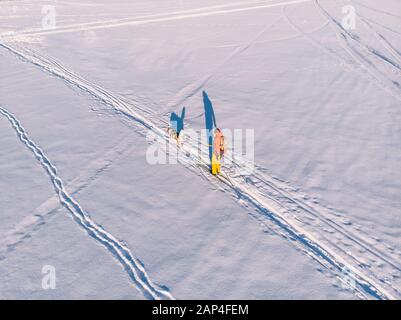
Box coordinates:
[0,0,400,299]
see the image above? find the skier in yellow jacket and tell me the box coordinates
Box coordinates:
[212,128,225,175]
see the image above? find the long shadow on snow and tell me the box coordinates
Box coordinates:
[202,91,217,162]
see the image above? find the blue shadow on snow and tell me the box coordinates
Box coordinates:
[170,107,186,136]
[202,91,217,161]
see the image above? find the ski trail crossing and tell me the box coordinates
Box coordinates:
[165,14,283,112]
[1,40,399,299]
[0,0,282,39]
[0,134,137,261]
[348,0,401,67]
[0,105,174,301]
[313,0,401,102]
[1,0,313,40]
[282,3,401,104]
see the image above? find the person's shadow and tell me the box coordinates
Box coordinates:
[170,107,186,136]
[202,91,216,161]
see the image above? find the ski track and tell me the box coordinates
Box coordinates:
[352,0,401,21]
[337,0,401,72]
[0,105,174,301]
[348,1,401,67]
[1,39,400,299]
[282,2,401,104]
[0,0,313,40]
[164,14,330,116]
[0,134,137,261]
[280,2,401,298]
[282,1,401,258]
[359,15,401,39]
[313,0,401,102]
[164,14,283,113]
[0,0,271,37]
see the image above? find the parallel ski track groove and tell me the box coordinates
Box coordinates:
[0,41,395,299]
[0,104,174,301]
